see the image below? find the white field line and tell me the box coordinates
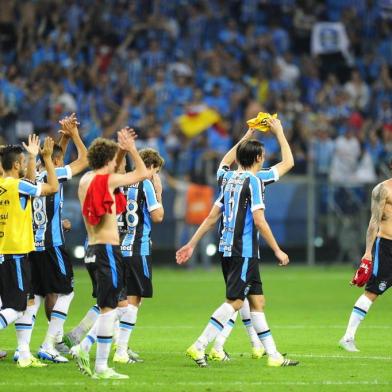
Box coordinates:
[0,381,391,387]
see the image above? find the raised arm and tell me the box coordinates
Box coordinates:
[109,128,149,189]
[267,118,294,177]
[218,128,255,169]
[176,204,222,264]
[363,183,388,260]
[59,114,88,176]
[40,137,59,196]
[22,134,40,182]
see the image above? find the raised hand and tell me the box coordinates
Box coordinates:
[40,137,55,158]
[176,244,194,265]
[152,173,162,195]
[267,118,284,135]
[59,113,79,137]
[275,249,289,266]
[22,134,40,157]
[117,127,137,152]
[242,128,256,140]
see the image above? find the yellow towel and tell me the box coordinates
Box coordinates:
[246,112,278,132]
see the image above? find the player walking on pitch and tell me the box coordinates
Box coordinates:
[178,138,298,367]
[75,129,148,379]
[340,167,392,352]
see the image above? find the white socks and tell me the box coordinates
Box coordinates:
[42,292,74,350]
[343,294,373,341]
[213,311,238,352]
[250,311,279,358]
[240,299,263,349]
[95,310,117,373]
[80,322,97,353]
[195,302,235,351]
[116,305,138,356]
[15,305,38,360]
[71,304,100,339]
[0,308,22,329]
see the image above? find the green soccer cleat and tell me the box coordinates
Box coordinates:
[92,368,129,380]
[186,344,208,367]
[17,356,48,368]
[251,347,266,359]
[267,353,299,367]
[113,352,137,364]
[70,344,92,376]
[208,348,231,362]
[63,332,80,349]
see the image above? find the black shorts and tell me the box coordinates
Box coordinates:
[124,255,153,298]
[366,237,392,295]
[221,255,263,300]
[30,245,74,296]
[0,255,30,311]
[86,244,126,309]
[85,259,98,299]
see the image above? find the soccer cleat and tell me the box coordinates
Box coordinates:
[70,344,92,376]
[127,348,144,362]
[251,347,266,359]
[267,353,299,367]
[38,346,69,363]
[0,350,7,360]
[13,349,19,362]
[92,368,129,380]
[55,341,70,354]
[208,348,231,361]
[63,332,80,349]
[17,356,48,368]
[186,344,208,367]
[339,338,359,352]
[113,352,137,364]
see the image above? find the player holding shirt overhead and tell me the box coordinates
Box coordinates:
[73,129,148,379]
[178,138,298,368]
[340,165,392,352]
[25,115,88,364]
[177,118,294,361]
[0,136,59,368]
[113,148,164,364]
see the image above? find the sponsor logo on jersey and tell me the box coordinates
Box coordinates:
[0,187,7,197]
[84,254,96,264]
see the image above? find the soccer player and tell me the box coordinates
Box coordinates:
[113,148,164,364]
[339,170,392,351]
[24,115,88,363]
[73,129,148,379]
[178,138,298,367]
[0,136,59,368]
[177,118,294,361]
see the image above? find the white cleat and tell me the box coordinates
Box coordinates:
[339,338,359,352]
[37,346,69,363]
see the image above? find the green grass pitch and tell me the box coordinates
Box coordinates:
[0,265,392,391]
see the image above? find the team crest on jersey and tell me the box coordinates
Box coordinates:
[0,186,7,197]
[379,281,387,292]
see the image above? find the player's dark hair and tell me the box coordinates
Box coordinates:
[236,139,264,169]
[40,143,64,167]
[139,148,165,169]
[87,137,118,170]
[1,145,24,171]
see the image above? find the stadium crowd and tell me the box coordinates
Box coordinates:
[0,0,391,184]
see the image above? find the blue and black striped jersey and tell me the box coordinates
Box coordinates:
[118,179,161,257]
[215,170,265,259]
[32,166,72,250]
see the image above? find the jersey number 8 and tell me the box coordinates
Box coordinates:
[126,200,139,228]
[33,197,47,226]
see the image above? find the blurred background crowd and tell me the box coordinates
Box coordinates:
[0,0,391,264]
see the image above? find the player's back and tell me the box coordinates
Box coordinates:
[78,171,120,246]
[119,179,159,257]
[219,171,264,259]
